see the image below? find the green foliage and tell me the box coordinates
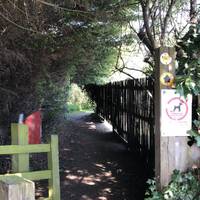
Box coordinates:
[67,103,81,112]
[176,24,200,147]
[67,83,95,112]
[36,73,69,135]
[145,179,163,200]
[145,170,200,200]
[176,25,200,97]
[0,0,137,139]
[188,108,200,147]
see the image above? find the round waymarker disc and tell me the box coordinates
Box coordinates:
[160,72,174,87]
[160,52,172,65]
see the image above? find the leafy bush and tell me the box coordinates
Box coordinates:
[67,83,95,112]
[187,107,200,147]
[145,170,200,200]
[176,25,200,148]
[188,119,200,147]
[36,76,69,137]
[67,103,81,112]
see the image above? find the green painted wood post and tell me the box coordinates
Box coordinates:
[11,123,29,173]
[48,135,60,200]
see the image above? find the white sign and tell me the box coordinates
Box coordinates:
[161,89,192,137]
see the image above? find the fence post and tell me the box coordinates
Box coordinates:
[0,176,35,200]
[11,123,29,172]
[48,135,60,200]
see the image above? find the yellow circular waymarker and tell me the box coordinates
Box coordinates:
[160,52,172,65]
[160,72,174,87]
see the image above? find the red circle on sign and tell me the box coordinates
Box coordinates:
[166,97,188,120]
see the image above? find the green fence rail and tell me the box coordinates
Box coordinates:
[0,123,60,200]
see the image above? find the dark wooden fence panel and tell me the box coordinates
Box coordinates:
[86,78,199,177]
[86,77,155,169]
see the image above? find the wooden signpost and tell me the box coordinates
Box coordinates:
[155,46,200,188]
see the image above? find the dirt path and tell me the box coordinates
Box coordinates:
[57,112,147,200]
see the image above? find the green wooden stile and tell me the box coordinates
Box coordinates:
[48,135,61,200]
[11,123,29,172]
[0,124,60,200]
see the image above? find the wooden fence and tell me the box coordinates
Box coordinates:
[0,124,60,200]
[86,77,155,170]
[86,77,199,177]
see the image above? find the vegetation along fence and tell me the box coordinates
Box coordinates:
[86,77,155,171]
[0,123,60,200]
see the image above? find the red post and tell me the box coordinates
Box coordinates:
[24,111,42,144]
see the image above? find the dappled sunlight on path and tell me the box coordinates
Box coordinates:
[59,112,147,200]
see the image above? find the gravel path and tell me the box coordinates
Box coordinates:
[57,112,147,200]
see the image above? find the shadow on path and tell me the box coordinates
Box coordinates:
[59,112,148,200]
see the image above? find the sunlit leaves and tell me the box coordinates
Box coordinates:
[176,25,200,147]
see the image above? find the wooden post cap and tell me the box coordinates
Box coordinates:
[0,176,35,200]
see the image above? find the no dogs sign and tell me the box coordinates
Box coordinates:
[161,89,192,136]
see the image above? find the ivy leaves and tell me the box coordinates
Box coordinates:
[176,25,200,147]
[176,26,200,97]
[145,170,200,200]
[188,119,200,147]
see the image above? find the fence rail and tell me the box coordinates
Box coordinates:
[86,77,155,170]
[0,144,51,154]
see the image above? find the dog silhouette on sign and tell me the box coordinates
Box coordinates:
[173,102,182,112]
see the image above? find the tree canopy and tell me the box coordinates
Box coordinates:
[0,0,136,135]
[0,0,199,139]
